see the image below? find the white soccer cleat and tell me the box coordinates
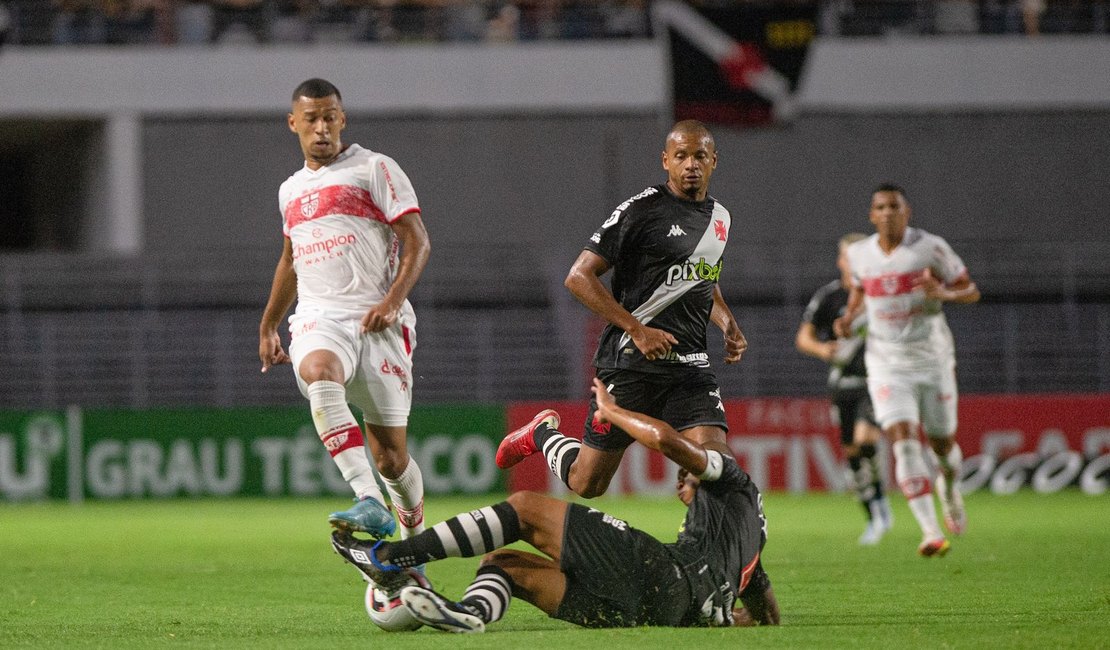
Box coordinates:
[400,586,485,633]
[858,519,885,546]
[935,474,967,536]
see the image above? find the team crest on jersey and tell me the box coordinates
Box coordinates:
[881,274,898,295]
[714,219,727,242]
[300,192,320,218]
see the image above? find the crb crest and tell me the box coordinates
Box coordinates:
[881,274,898,295]
[299,192,320,218]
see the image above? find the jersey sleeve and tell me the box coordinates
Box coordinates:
[801,284,830,328]
[929,235,968,284]
[701,455,749,494]
[278,182,292,238]
[367,154,421,224]
[584,195,639,264]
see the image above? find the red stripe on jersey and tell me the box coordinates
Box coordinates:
[861,271,921,297]
[284,184,388,231]
[402,325,412,356]
[738,551,761,593]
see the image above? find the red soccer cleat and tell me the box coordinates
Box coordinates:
[495,409,560,469]
[917,537,951,558]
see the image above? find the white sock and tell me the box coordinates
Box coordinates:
[893,439,943,540]
[382,457,425,539]
[307,381,383,503]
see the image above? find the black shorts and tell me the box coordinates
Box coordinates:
[554,504,690,628]
[831,387,876,446]
[584,368,728,452]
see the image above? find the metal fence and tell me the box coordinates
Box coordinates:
[1,240,1106,409]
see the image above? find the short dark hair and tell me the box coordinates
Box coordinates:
[292,78,342,103]
[873,182,906,199]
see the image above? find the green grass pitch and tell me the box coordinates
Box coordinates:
[2,491,1107,649]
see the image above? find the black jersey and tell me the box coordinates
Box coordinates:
[585,184,731,375]
[802,279,868,390]
[664,456,766,627]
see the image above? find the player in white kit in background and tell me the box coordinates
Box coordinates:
[835,184,979,558]
[259,78,431,541]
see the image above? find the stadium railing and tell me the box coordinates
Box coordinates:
[1,239,1106,409]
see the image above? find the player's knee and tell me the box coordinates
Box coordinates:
[569,477,608,499]
[301,364,343,384]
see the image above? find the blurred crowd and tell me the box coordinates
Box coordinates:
[0,0,650,46]
[0,0,1106,46]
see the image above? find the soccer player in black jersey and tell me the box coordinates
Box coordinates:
[796,233,893,546]
[495,120,747,498]
[330,378,779,632]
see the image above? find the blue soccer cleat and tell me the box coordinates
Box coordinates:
[328,496,397,539]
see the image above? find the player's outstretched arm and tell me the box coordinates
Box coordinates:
[259,238,296,372]
[566,251,678,361]
[590,378,719,475]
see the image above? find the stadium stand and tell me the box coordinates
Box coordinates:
[0,0,1107,46]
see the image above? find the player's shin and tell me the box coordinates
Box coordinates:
[378,501,522,568]
[893,439,943,541]
[535,424,581,489]
[382,457,426,538]
[460,565,514,623]
[309,381,384,502]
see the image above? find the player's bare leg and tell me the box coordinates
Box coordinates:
[886,421,948,556]
[928,436,966,535]
[480,550,567,616]
[366,423,426,539]
[564,447,626,498]
[299,350,394,538]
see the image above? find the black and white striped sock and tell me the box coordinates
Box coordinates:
[460,565,513,623]
[533,424,581,489]
[378,501,521,568]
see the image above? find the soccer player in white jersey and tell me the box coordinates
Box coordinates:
[835,184,980,558]
[259,78,431,542]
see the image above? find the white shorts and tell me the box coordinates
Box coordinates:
[288,313,416,427]
[866,360,958,437]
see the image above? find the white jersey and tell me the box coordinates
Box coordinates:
[846,227,968,369]
[279,144,420,321]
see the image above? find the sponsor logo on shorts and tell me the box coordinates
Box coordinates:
[292,320,317,339]
[591,415,611,435]
[380,359,409,392]
[657,350,710,367]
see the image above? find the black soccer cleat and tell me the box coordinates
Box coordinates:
[330,530,419,592]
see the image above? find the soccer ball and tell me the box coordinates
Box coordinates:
[364,573,428,632]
